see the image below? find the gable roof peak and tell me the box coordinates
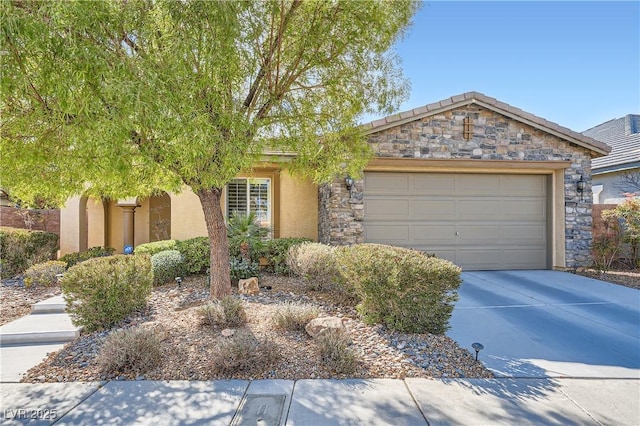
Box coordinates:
[361,91,610,156]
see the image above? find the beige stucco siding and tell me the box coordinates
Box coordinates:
[170,190,208,241]
[279,171,318,240]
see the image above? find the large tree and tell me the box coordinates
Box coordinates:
[1,0,418,298]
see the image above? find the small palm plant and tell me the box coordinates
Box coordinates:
[227,211,270,262]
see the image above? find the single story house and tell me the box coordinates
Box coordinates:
[60,92,610,270]
[582,114,640,204]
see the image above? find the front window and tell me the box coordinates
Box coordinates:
[226,178,271,228]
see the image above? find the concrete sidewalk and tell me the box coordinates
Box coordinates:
[1,378,638,425]
[0,295,80,383]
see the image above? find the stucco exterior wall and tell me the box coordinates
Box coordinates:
[170,189,209,241]
[318,104,595,268]
[279,171,318,240]
[593,169,640,204]
[59,196,82,256]
[86,198,106,248]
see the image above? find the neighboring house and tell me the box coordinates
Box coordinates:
[582,114,640,204]
[60,92,610,270]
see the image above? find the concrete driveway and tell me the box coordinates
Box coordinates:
[448,270,640,379]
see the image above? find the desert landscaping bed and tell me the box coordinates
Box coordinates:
[16,274,494,383]
[2,269,636,383]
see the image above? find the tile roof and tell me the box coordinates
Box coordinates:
[361,91,611,156]
[582,114,640,172]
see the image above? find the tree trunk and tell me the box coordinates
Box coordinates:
[196,187,232,299]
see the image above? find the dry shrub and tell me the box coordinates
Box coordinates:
[97,326,164,375]
[23,260,66,288]
[199,296,247,328]
[272,301,320,331]
[209,332,280,375]
[316,329,357,375]
[0,227,59,278]
[286,242,348,295]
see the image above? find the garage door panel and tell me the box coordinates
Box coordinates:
[503,200,546,220]
[457,249,503,270]
[457,200,502,219]
[412,225,456,244]
[502,175,547,195]
[412,200,456,219]
[503,225,546,244]
[365,199,410,219]
[411,174,456,194]
[365,224,409,243]
[501,248,547,269]
[456,225,502,244]
[365,174,409,193]
[458,175,501,194]
[363,172,548,270]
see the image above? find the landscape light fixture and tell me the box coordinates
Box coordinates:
[576,174,586,201]
[345,176,354,191]
[472,342,484,361]
[175,276,183,287]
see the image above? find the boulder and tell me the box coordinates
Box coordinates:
[305,316,347,338]
[238,277,259,295]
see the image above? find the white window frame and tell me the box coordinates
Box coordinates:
[225,177,272,229]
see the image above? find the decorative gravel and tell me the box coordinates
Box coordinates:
[19,274,494,383]
[0,278,61,326]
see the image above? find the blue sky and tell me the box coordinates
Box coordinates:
[373,1,639,132]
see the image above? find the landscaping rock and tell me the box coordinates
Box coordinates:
[221,328,235,337]
[238,277,259,295]
[305,316,346,338]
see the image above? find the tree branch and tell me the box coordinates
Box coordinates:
[243,0,302,111]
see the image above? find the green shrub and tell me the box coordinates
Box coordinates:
[97,326,164,375]
[0,227,59,278]
[230,257,259,280]
[134,239,177,256]
[286,242,343,291]
[175,237,210,275]
[199,296,247,328]
[316,329,357,375]
[61,255,153,331]
[337,244,462,334]
[272,301,320,331]
[262,238,313,275]
[59,246,115,268]
[209,332,280,375]
[151,250,185,285]
[23,260,67,288]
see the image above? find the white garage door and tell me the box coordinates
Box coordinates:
[363,172,549,270]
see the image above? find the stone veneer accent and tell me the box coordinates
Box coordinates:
[318,104,595,268]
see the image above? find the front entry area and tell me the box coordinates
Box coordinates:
[363,172,549,270]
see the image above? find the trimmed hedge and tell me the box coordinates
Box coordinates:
[61,255,153,331]
[0,227,59,278]
[261,237,313,275]
[151,250,185,285]
[175,237,209,275]
[336,244,462,334]
[59,246,115,268]
[134,240,177,256]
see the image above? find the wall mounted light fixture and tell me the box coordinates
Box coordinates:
[345,176,354,191]
[577,174,586,201]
